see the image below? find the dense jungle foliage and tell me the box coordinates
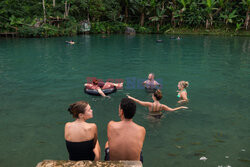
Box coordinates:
[0,0,249,37]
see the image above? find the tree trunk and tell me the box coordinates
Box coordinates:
[157,23,160,32]
[125,6,128,23]
[245,10,249,30]
[206,19,209,29]
[171,12,176,27]
[67,3,70,16]
[42,0,46,23]
[53,0,55,7]
[160,1,164,26]
[140,12,144,26]
[64,0,70,18]
[209,13,213,27]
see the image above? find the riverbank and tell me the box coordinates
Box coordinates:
[164,27,250,36]
[1,22,249,38]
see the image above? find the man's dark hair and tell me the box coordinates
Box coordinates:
[120,98,136,119]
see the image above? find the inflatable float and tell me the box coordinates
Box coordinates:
[84,82,123,96]
[84,87,117,96]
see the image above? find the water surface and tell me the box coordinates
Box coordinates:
[0,35,249,167]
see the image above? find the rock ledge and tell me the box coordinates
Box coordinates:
[36,160,142,167]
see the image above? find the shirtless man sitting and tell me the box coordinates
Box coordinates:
[104,98,146,163]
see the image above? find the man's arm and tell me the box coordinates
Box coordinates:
[107,121,114,142]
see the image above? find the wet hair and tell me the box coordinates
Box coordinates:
[179,81,189,88]
[120,98,136,119]
[92,78,98,85]
[149,73,155,79]
[149,73,154,76]
[68,101,88,118]
[153,89,162,101]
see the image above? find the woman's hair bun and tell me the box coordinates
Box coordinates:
[68,104,74,113]
[67,101,88,118]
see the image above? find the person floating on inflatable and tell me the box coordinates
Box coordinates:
[66,40,75,45]
[84,78,123,97]
[143,73,160,92]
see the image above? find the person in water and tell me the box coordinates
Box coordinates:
[66,40,75,44]
[65,101,100,161]
[84,78,123,97]
[177,81,189,104]
[143,73,160,89]
[105,98,146,163]
[127,89,188,119]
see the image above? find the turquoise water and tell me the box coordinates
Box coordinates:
[0,35,249,167]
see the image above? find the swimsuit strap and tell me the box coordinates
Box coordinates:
[151,102,161,112]
[151,103,154,112]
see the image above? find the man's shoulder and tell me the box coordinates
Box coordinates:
[108,120,119,128]
[154,80,159,84]
[134,123,146,132]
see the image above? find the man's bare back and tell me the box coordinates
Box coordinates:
[105,98,146,163]
[107,120,145,161]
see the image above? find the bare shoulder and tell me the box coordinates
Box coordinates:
[139,125,146,133]
[136,123,146,133]
[88,123,97,130]
[108,120,121,131]
[108,120,116,125]
[65,122,72,128]
[89,122,97,127]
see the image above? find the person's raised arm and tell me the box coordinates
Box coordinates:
[162,104,188,112]
[127,95,152,107]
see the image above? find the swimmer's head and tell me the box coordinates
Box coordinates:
[119,98,136,119]
[153,89,162,101]
[92,78,98,85]
[178,81,189,89]
[68,101,92,119]
[148,73,154,80]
